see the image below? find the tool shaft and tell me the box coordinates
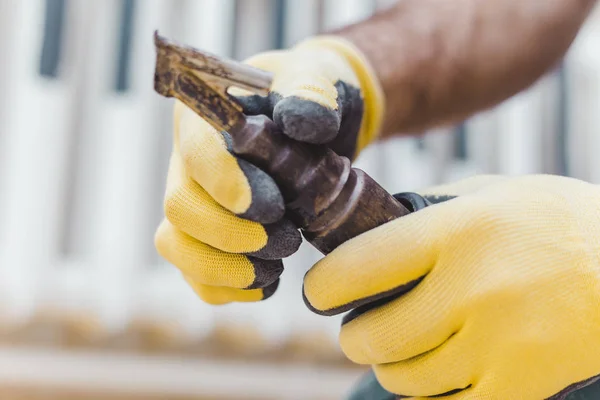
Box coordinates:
[233,115,411,254]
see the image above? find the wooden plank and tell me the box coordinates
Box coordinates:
[0,347,362,400]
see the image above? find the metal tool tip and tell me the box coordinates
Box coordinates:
[154,30,167,48]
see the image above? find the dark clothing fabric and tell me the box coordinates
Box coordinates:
[347,368,600,399]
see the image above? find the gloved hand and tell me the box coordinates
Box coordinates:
[234,35,384,160]
[303,174,600,399]
[155,36,385,304]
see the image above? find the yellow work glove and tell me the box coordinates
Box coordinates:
[234,36,385,160]
[155,36,384,304]
[303,174,600,399]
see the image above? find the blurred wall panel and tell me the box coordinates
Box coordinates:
[179,0,236,56]
[539,71,566,176]
[565,8,600,183]
[424,127,462,184]
[62,0,121,259]
[0,0,20,230]
[232,0,278,60]
[464,109,500,174]
[55,0,127,333]
[88,0,180,336]
[321,0,376,31]
[0,0,90,326]
[495,81,544,176]
[282,0,321,46]
[377,137,436,194]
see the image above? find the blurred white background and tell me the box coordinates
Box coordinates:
[0,0,599,399]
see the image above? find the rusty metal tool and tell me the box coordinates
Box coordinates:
[152,32,414,314]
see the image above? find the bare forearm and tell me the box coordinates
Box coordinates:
[336,0,596,137]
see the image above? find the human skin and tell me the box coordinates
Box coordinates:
[334,0,597,137]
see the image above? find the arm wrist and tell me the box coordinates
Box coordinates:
[333,0,596,137]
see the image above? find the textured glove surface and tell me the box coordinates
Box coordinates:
[303,175,600,399]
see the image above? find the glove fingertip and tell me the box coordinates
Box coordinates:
[235,158,285,224]
[261,279,280,301]
[274,96,341,144]
[248,219,302,260]
[235,94,273,117]
[246,258,284,289]
[301,284,331,316]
